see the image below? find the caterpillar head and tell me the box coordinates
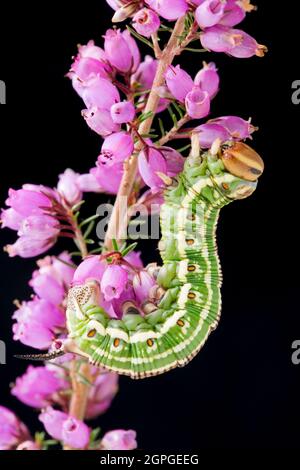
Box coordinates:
[67,280,101,320]
[217,142,264,200]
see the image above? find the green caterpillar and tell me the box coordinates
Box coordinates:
[18,142,264,379]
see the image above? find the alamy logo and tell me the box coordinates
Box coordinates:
[0,340,6,365]
[291,80,300,105]
[0,80,6,104]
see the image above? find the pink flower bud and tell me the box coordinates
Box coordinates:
[0,407,30,450]
[185,87,210,119]
[211,115,255,139]
[220,0,246,27]
[57,169,82,206]
[12,366,66,409]
[62,418,91,449]
[68,56,110,83]
[39,407,68,441]
[146,0,188,21]
[201,25,267,58]
[104,29,137,73]
[86,373,118,420]
[99,132,134,166]
[13,298,65,349]
[29,272,65,305]
[165,65,194,103]
[122,30,141,72]
[78,40,107,61]
[163,147,185,177]
[82,107,120,137]
[131,55,158,91]
[6,189,52,217]
[5,236,56,259]
[111,101,135,124]
[138,145,168,190]
[194,62,220,98]
[73,256,106,284]
[91,161,124,195]
[51,252,76,287]
[133,8,160,38]
[101,265,128,301]
[133,271,156,303]
[18,215,59,240]
[195,0,226,29]
[0,208,23,230]
[194,122,230,148]
[76,173,103,193]
[124,250,144,269]
[82,76,120,110]
[101,429,137,450]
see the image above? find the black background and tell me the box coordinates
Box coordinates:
[0,1,299,450]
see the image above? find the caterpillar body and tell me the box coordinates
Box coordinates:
[60,143,264,379]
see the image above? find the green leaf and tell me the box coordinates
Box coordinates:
[71,200,85,213]
[176,143,191,153]
[83,221,96,240]
[138,110,153,123]
[90,428,101,445]
[158,118,166,137]
[134,89,152,97]
[79,214,100,228]
[112,239,119,251]
[85,239,95,245]
[126,26,154,49]
[172,101,184,119]
[184,47,207,53]
[121,242,138,258]
[89,246,103,255]
[69,251,82,257]
[167,106,178,127]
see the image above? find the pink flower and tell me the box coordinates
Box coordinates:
[0,407,30,450]
[165,65,194,103]
[91,162,124,195]
[104,29,140,73]
[62,417,91,449]
[194,62,220,98]
[73,256,106,284]
[195,122,231,148]
[132,8,160,38]
[0,208,23,230]
[220,0,246,27]
[18,215,59,240]
[110,101,135,124]
[138,145,167,190]
[13,298,65,350]
[5,236,57,259]
[86,372,119,420]
[17,441,41,450]
[211,115,255,139]
[51,252,76,287]
[11,366,67,409]
[29,271,65,305]
[146,0,188,21]
[101,429,137,450]
[200,25,267,58]
[195,0,226,29]
[131,55,158,91]
[6,188,52,217]
[185,87,210,119]
[39,407,67,441]
[101,265,128,301]
[99,132,134,166]
[124,250,144,269]
[82,107,120,137]
[76,173,103,193]
[57,169,82,206]
[133,271,156,303]
[82,76,120,110]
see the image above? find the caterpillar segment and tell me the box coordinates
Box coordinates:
[62,144,264,379]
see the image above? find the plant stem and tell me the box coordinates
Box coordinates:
[104,15,187,251]
[158,114,191,146]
